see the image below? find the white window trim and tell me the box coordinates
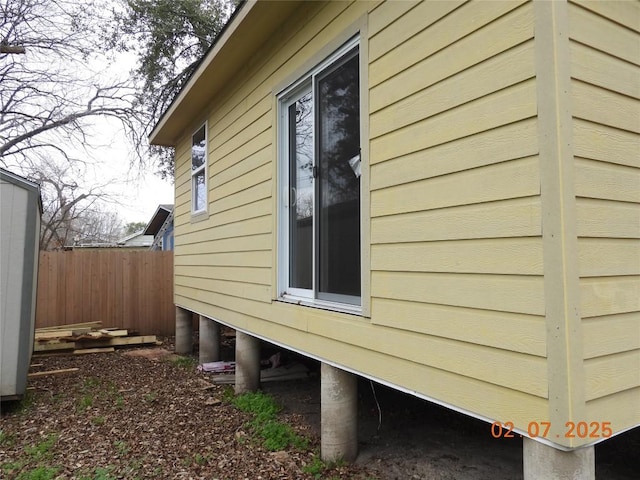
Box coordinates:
[191,122,208,216]
[277,37,362,315]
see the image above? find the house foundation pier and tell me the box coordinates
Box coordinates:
[199,316,220,364]
[175,306,193,354]
[321,363,358,463]
[523,437,594,480]
[234,331,260,394]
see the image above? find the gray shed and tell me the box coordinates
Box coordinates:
[1,168,41,401]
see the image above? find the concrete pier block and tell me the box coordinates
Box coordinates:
[235,331,260,394]
[321,363,358,463]
[175,306,193,354]
[199,315,220,364]
[523,437,595,480]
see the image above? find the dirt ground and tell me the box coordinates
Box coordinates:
[1,342,638,479]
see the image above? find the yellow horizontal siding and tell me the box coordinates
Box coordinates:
[568,1,640,65]
[575,198,640,239]
[578,238,640,277]
[571,0,640,32]
[367,0,420,37]
[370,118,538,191]
[369,0,462,62]
[175,265,271,286]
[573,120,640,169]
[211,180,271,215]
[372,271,544,316]
[372,238,543,275]
[569,41,640,99]
[580,276,640,319]
[584,350,640,401]
[371,157,540,217]
[371,79,537,164]
[213,145,271,190]
[370,41,535,139]
[574,158,640,204]
[371,197,541,244]
[370,1,534,112]
[572,81,640,134]
[176,276,271,304]
[309,316,547,398]
[175,249,270,268]
[212,109,271,166]
[585,387,640,434]
[370,0,526,87]
[177,215,271,244]
[583,312,640,359]
[372,298,546,357]
[179,296,549,432]
[177,233,271,255]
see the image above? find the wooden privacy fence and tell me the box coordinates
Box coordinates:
[36,250,175,336]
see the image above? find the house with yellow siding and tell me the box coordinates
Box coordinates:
[149,1,639,477]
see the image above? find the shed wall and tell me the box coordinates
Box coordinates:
[173,0,550,435]
[567,0,640,432]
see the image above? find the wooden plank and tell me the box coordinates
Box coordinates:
[73,347,115,355]
[33,341,76,352]
[36,321,102,331]
[28,368,79,377]
[98,329,128,337]
[85,335,158,348]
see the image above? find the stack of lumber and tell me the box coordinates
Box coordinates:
[34,321,159,355]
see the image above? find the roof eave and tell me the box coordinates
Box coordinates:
[149,0,302,147]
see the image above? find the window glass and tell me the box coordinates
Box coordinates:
[317,53,360,299]
[289,92,313,289]
[191,125,207,213]
[280,41,360,308]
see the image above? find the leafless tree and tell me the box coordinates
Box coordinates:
[21,156,124,250]
[0,0,146,167]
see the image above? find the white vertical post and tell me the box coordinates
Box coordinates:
[321,363,358,462]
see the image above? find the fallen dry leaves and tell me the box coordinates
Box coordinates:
[0,348,374,479]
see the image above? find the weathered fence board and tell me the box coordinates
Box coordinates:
[36,250,175,336]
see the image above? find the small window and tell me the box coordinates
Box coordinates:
[278,38,361,310]
[191,124,207,213]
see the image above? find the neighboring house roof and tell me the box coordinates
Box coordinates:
[117,230,153,247]
[143,204,174,236]
[150,1,302,146]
